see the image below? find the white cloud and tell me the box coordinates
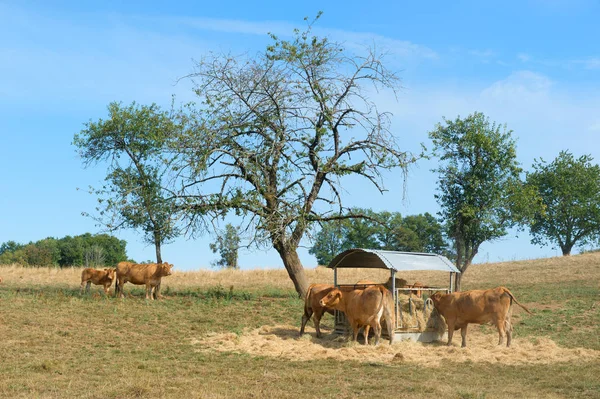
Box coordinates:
[588,121,600,131]
[482,70,553,98]
[517,53,531,62]
[469,49,495,58]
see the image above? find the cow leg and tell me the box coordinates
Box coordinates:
[385,316,394,345]
[373,322,382,346]
[86,281,91,294]
[300,307,312,336]
[363,325,370,345]
[103,283,110,295]
[505,320,513,347]
[495,317,506,346]
[80,281,86,295]
[146,284,153,300]
[119,280,126,298]
[446,320,455,346]
[313,309,324,338]
[351,322,359,342]
[153,282,161,300]
[460,325,468,348]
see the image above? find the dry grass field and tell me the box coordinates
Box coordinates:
[0,253,599,398]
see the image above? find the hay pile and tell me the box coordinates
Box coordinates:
[191,324,600,367]
[396,295,446,333]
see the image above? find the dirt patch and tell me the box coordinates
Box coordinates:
[191,324,600,367]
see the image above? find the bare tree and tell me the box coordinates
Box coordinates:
[170,16,417,298]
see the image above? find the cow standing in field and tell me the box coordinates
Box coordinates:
[299,284,336,338]
[430,286,532,348]
[80,268,116,295]
[115,262,173,300]
[319,285,395,345]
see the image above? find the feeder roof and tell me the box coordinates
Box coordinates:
[327,248,460,273]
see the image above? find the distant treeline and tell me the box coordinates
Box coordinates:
[309,209,454,266]
[0,233,129,267]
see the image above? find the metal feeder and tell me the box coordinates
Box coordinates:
[327,248,460,343]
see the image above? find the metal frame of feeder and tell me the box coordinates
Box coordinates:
[328,249,460,342]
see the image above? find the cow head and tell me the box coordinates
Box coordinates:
[319,289,342,309]
[160,262,174,277]
[105,268,116,281]
[430,291,445,306]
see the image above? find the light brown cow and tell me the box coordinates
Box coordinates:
[115,262,173,300]
[384,276,408,291]
[319,285,395,345]
[410,281,425,298]
[430,286,532,348]
[80,268,116,295]
[299,284,336,338]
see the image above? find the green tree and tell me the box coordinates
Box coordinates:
[309,220,348,266]
[171,17,416,298]
[83,233,128,266]
[209,224,241,269]
[74,102,180,264]
[402,213,450,254]
[0,241,23,255]
[309,209,452,265]
[429,112,540,290]
[57,235,85,267]
[526,151,600,255]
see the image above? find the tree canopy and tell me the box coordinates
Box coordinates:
[309,209,451,265]
[429,112,541,290]
[73,102,181,263]
[209,223,241,269]
[526,151,600,255]
[168,17,417,297]
[0,234,128,267]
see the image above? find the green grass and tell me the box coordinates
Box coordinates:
[0,284,600,398]
[0,278,599,398]
[504,281,600,350]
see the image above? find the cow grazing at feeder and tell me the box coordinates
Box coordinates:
[410,281,425,298]
[80,268,116,295]
[300,284,336,338]
[384,276,407,291]
[430,286,532,348]
[319,285,395,345]
[115,262,174,300]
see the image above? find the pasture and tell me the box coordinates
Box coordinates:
[0,254,599,398]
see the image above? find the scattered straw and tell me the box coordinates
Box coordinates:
[191,324,600,367]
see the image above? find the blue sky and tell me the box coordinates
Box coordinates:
[1,0,599,270]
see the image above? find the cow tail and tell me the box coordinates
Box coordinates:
[304,284,314,312]
[505,288,532,314]
[366,286,386,325]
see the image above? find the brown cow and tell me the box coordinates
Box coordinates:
[410,281,425,298]
[430,286,532,348]
[319,285,395,345]
[299,284,336,338]
[80,268,116,295]
[384,276,408,291]
[115,262,173,300]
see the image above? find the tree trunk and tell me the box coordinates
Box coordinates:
[154,233,163,263]
[274,243,309,299]
[454,272,463,292]
[560,245,572,256]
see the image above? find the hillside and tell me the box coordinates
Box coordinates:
[0,254,598,398]
[2,251,599,291]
